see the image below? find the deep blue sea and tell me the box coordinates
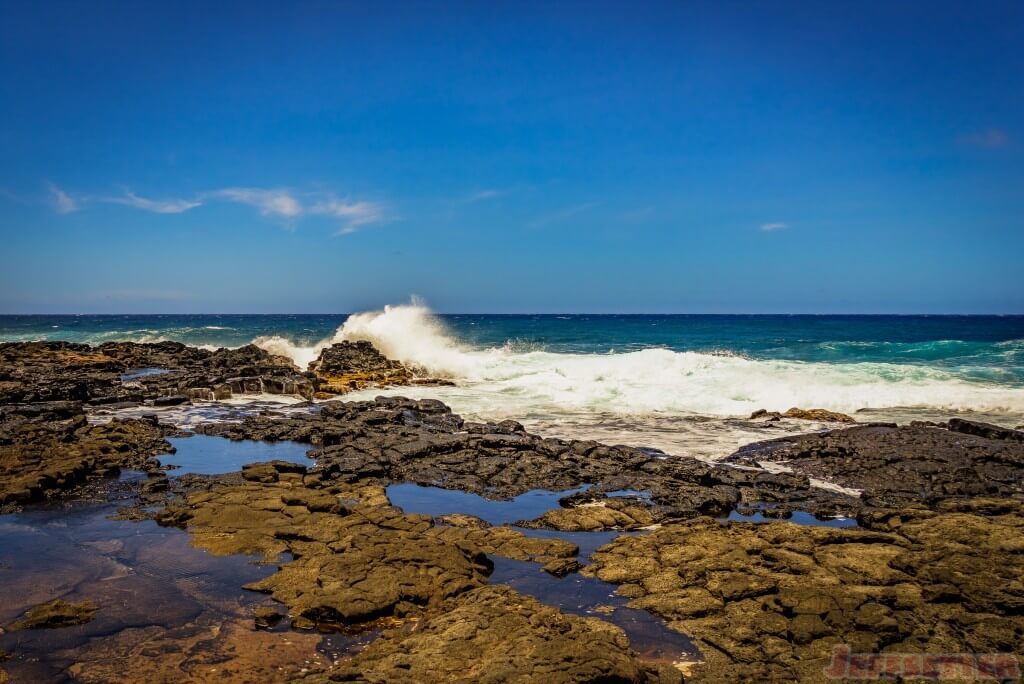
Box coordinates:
[4,307,1023,458]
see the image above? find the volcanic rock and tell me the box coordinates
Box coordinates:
[583,503,1024,683]
[0,402,173,508]
[7,599,100,631]
[293,585,682,684]
[0,340,315,406]
[729,422,1024,508]
[308,341,452,397]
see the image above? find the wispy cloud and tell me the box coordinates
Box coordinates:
[48,183,79,214]
[760,222,788,232]
[209,188,385,232]
[309,197,385,234]
[102,190,202,214]
[46,183,386,233]
[959,128,1010,149]
[212,187,303,217]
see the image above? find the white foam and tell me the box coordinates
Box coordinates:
[257,300,1024,421]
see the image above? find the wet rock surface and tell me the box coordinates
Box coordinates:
[195,397,862,520]
[6,599,99,631]
[750,408,856,423]
[583,500,1024,683]
[293,585,683,684]
[518,494,656,532]
[309,341,445,397]
[0,340,316,404]
[0,401,173,508]
[4,339,1024,682]
[159,472,583,631]
[729,421,1024,508]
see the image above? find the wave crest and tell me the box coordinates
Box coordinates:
[249,301,1024,417]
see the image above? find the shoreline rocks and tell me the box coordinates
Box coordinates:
[195,397,862,521]
[294,585,683,684]
[583,502,1024,682]
[728,421,1024,508]
[3,338,1024,682]
[749,408,856,423]
[6,599,100,631]
[0,401,173,509]
[309,341,454,397]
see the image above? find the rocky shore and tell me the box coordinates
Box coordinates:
[1,339,1022,683]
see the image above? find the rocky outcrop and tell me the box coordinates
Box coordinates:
[583,501,1024,683]
[0,401,173,508]
[946,417,1024,442]
[518,495,656,532]
[6,599,99,630]
[293,585,683,684]
[750,408,856,423]
[426,513,579,564]
[195,397,862,520]
[161,476,479,630]
[148,456,680,682]
[308,341,452,397]
[0,341,315,406]
[729,422,1024,508]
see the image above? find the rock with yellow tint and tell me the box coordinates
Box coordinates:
[583,505,1024,683]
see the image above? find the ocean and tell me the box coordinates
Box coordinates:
[4,306,1024,459]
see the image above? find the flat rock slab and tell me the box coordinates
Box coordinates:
[6,599,99,631]
[293,585,683,684]
[583,501,1024,683]
[730,422,1024,507]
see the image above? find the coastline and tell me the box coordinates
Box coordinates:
[1,340,1022,682]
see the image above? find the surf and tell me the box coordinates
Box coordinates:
[247,302,1024,418]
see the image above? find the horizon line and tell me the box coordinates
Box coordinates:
[3,312,1024,317]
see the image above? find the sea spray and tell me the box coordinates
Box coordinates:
[243,302,1024,419]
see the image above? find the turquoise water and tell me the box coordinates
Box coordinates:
[3,312,1024,380]
[4,307,1023,458]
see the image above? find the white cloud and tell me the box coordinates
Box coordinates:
[47,183,78,214]
[103,190,202,214]
[48,182,386,233]
[214,188,384,232]
[213,187,303,217]
[760,222,788,232]
[310,197,384,234]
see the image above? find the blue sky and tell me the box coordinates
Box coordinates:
[1,1,1021,314]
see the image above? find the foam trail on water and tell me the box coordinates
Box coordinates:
[255,301,1024,419]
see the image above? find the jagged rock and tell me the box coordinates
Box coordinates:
[750,408,855,423]
[583,505,1024,683]
[168,479,493,630]
[0,402,173,508]
[195,397,860,521]
[947,417,1024,442]
[783,408,856,423]
[729,422,1024,508]
[292,585,682,684]
[7,599,99,630]
[543,558,581,577]
[518,497,655,532]
[254,606,285,629]
[308,341,451,397]
[0,341,315,405]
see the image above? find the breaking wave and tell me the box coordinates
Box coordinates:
[252,302,1024,418]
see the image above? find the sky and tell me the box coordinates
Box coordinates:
[0,0,1021,314]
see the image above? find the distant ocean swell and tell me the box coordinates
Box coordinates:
[3,305,1023,421]
[247,304,1024,419]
